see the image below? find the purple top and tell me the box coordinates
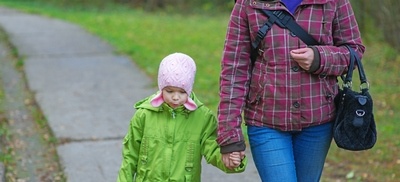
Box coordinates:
[282,0,303,13]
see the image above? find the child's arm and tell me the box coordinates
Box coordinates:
[117,110,145,182]
[201,111,247,173]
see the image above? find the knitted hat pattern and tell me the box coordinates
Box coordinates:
[150,53,197,110]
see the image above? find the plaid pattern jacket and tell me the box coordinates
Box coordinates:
[217,0,365,149]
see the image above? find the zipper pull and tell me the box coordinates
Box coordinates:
[172,110,176,119]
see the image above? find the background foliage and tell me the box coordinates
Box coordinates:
[23,0,400,51]
[348,0,400,52]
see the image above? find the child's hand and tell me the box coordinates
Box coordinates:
[229,151,245,167]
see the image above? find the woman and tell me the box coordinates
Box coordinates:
[217,0,365,181]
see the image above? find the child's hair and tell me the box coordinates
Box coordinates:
[150,53,197,110]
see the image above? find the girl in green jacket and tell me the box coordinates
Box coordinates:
[117,53,247,182]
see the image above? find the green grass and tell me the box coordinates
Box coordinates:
[0,1,228,112]
[0,88,11,164]
[0,26,15,174]
[0,1,399,181]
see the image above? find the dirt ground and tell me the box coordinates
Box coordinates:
[0,31,65,182]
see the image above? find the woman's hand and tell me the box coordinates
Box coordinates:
[290,48,314,71]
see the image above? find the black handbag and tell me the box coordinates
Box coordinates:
[333,45,377,151]
[249,8,377,151]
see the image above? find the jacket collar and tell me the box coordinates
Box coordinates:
[249,0,332,9]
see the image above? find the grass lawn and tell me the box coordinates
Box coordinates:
[0,1,399,181]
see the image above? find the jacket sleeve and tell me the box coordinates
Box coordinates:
[202,110,247,173]
[217,0,251,150]
[117,109,144,182]
[313,0,365,77]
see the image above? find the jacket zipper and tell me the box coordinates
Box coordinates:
[171,110,176,118]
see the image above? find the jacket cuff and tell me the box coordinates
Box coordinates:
[308,46,321,73]
[220,141,246,154]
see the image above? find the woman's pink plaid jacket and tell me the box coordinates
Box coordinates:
[217,0,365,153]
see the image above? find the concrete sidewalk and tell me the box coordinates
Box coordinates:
[0,6,259,182]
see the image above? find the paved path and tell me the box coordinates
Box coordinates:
[0,6,259,182]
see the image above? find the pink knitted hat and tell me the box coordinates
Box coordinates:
[150,53,197,110]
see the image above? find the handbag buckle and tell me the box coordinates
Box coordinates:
[356,109,366,117]
[360,81,370,90]
[343,81,352,89]
[258,48,264,55]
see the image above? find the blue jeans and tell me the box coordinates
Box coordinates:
[247,122,333,182]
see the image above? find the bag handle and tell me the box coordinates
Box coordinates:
[343,45,369,91]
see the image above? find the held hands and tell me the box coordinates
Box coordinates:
[290,48,314,71]
[222,151,245,169]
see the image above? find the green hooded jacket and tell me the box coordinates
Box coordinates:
[117,92,247,182]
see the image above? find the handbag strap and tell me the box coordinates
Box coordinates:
[343,45,369,90]
[250,10,280,63]
[264,10,320,46]
[251,10,320,65]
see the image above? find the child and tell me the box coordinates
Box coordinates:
[117,53,247,182]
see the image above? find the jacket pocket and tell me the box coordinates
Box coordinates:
[184,174,192,182]
[247,85,262,105]
[322,76,338,103]
[135,167,148,182]
[247,65,265,105]
[135,138,149,181]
